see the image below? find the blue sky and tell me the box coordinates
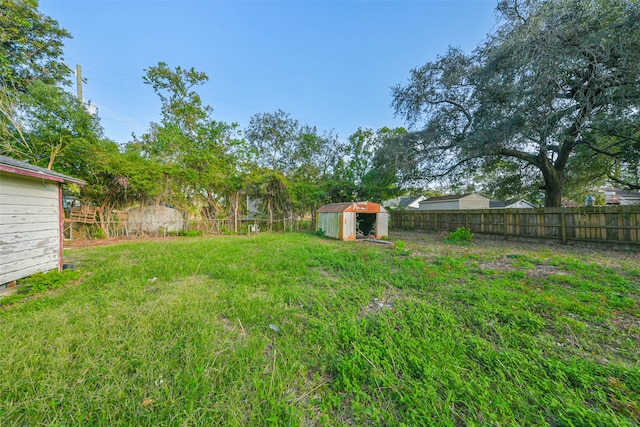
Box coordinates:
[39,0,498,145]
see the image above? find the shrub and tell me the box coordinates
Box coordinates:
[445,227,474,244]
[394,239,411,255]
[313,228,326,237]
[178,229,203,237]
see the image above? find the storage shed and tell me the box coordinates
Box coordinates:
[316,201,388,241]
[419,193,489,210]
[0,155,85,287]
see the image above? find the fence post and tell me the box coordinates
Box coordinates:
[434,212,438,232]
[504,211,508,240]
[561,209,567,243]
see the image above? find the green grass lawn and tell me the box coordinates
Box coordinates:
[0,232,638,426]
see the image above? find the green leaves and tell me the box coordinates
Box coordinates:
[0,0,71,92]
[392,0,640,206]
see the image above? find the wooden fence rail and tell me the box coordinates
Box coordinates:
[391,206,640,248]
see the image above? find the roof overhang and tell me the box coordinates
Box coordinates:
[0,157,86,186]
[317,201,387,214]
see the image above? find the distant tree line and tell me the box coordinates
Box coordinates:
[1,1,405,236]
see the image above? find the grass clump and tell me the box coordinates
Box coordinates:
[445,227,474,245]
[0,233,638,425]
[393,239,411,255]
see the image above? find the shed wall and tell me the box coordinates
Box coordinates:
[317,212,342,239]
[376,213,389,238]
[343,212,356,241]
[0,173,61,284]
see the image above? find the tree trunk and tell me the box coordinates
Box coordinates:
[233,191,240,233]
[97,202,112,238]
[544,179,564,208]
[541,163,565,208]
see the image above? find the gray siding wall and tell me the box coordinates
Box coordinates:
[459,195,489,210]
[419,200,460,210]
[1,173,60,284]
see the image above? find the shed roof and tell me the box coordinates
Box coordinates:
[317,201,387,214]
[0,155,86,185]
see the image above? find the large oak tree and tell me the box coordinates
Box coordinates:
[391,0,640,206]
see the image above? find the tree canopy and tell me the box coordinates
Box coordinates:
[0,0,71,92]
[0,1,421,236]
[0,0,79,167]
[391,0,640,206]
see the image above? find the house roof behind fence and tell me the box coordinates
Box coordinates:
[422,193,490,202]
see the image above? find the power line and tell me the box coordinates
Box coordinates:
[67,58,362,136]
[63,57,142,81]
[99,117,148,127]
[88,78,155,97]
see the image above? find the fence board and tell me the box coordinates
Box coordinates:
[390,206,640,248]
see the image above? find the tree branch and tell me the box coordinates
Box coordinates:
[498,147,539,166]
[607,174,640,190]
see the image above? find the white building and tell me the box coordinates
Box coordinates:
[1,155,85,286]
[419,193,490,210]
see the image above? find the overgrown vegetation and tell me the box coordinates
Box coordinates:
[0,269,78,307]
[1,2,405,237]
[393,239,411,255]
[312,228,326,238]
[444,226,474,245]
[0,233,637,425]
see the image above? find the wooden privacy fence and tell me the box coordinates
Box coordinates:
[391,206,640,247]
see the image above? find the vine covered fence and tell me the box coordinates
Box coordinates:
[63,214,313,239]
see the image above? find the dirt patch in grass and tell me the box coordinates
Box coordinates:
[309,266,342,283]
[359,293,397,319]
[476,259,564,277]
[64,235,181,248]
[609,313,640,337]
[390,230,640,270]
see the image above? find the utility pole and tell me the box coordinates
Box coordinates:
[61,61,96,115]
[62,62,87,101]
[75,64,83,101]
